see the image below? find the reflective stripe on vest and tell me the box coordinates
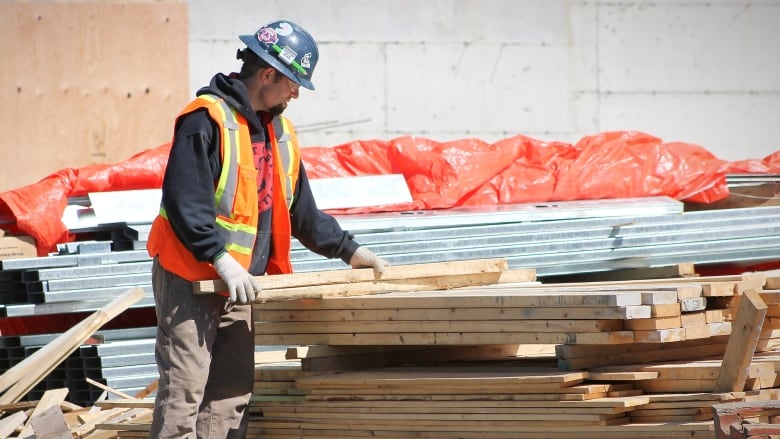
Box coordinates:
[270,117,297,209]
[200,95,256,255]
[159,95,257,256]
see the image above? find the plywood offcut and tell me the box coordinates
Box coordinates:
[0,2,188,192]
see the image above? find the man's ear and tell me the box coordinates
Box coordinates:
[260,67,277,84]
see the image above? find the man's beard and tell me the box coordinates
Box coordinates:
[268,103,287,117]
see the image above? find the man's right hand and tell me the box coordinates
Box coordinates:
[213,252,261,304]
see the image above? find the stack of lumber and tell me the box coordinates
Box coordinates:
[243,259,780,439]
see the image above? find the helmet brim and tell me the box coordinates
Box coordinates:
[239,34,316,90]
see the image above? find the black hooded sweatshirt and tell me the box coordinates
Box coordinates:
[160,73,360,275]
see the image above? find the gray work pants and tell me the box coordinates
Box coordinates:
[149,257,255,438]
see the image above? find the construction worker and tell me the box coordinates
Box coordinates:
[145,20,386,438]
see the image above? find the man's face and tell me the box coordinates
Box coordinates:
[268,71,300,116]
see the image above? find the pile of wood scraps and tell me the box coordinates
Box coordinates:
[0,287,155,438]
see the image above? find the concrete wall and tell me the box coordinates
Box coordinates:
[186,0,780,161]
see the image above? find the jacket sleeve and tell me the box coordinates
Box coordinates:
[160,109,226,263]
[289,164,360,264]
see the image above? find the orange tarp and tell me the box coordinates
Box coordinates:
[1,131,778,255]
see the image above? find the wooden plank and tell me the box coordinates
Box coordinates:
[247,271,528,302]
[257,288,644,310]
[94,409,152,432]
[249,424,715,439]
[71,407,131,438]
[624,316,681,330]
[29,404,70,439]
[95,399,155,410]
[253,397,651,410]
[0,400,39,412]
[297,382,633,396]
[260,305,651,322]
[255,319,625,334]
[253,364,309,383]
[516,284,701,300]
[254,350,289,365]
[705,309,729,323]
[587,371,659,381]
[302,391,609,401]
[680,297,707,312]
[0,287,145,403]
[253,416,633,429]
[701,282,737,297]
[682,325,709,340]
[297,345,529,372]
[540,263,696,283]
[194,258,515,294]
[650,303,682,317]
[558,339,730,370]
[632,327,686,343]
[18,387,69,439]
[629,413,712,423]
[759,289,780,304]
[259,406,633,417]
[541,273,760,289]
[86,377,137,400]
[630,407,710,417]
[260,408,627,422]
[256,330,635,346]
[557,335,729,359]
[649,362,774,381]
[132,379,159,399]
[763,270,780,289]
[638,290,682,305]
[635,379,718,393]
[0,410,27,439]
[715,289,768,392]
[299,369,587,386]
[708,322,732,338]
[680,312,707,327]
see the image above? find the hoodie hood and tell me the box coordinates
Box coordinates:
[197,73,264,133]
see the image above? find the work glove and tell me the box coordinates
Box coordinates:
[213,252,262,304]
[349,246,387,276]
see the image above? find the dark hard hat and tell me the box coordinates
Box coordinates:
[240,20,319,90]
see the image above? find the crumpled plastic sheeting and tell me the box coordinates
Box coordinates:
[303,131,737,212]
[0,145,170,255]
[1,131,777,256]
[727,149,780,174]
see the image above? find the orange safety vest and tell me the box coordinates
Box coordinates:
[146,94,301,281]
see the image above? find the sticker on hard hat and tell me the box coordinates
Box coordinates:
[301,53,312,69]
[257,28,278,45]
[274,22,294,36]
[277,46,297,65]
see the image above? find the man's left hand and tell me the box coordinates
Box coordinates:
[349,246,387,276]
